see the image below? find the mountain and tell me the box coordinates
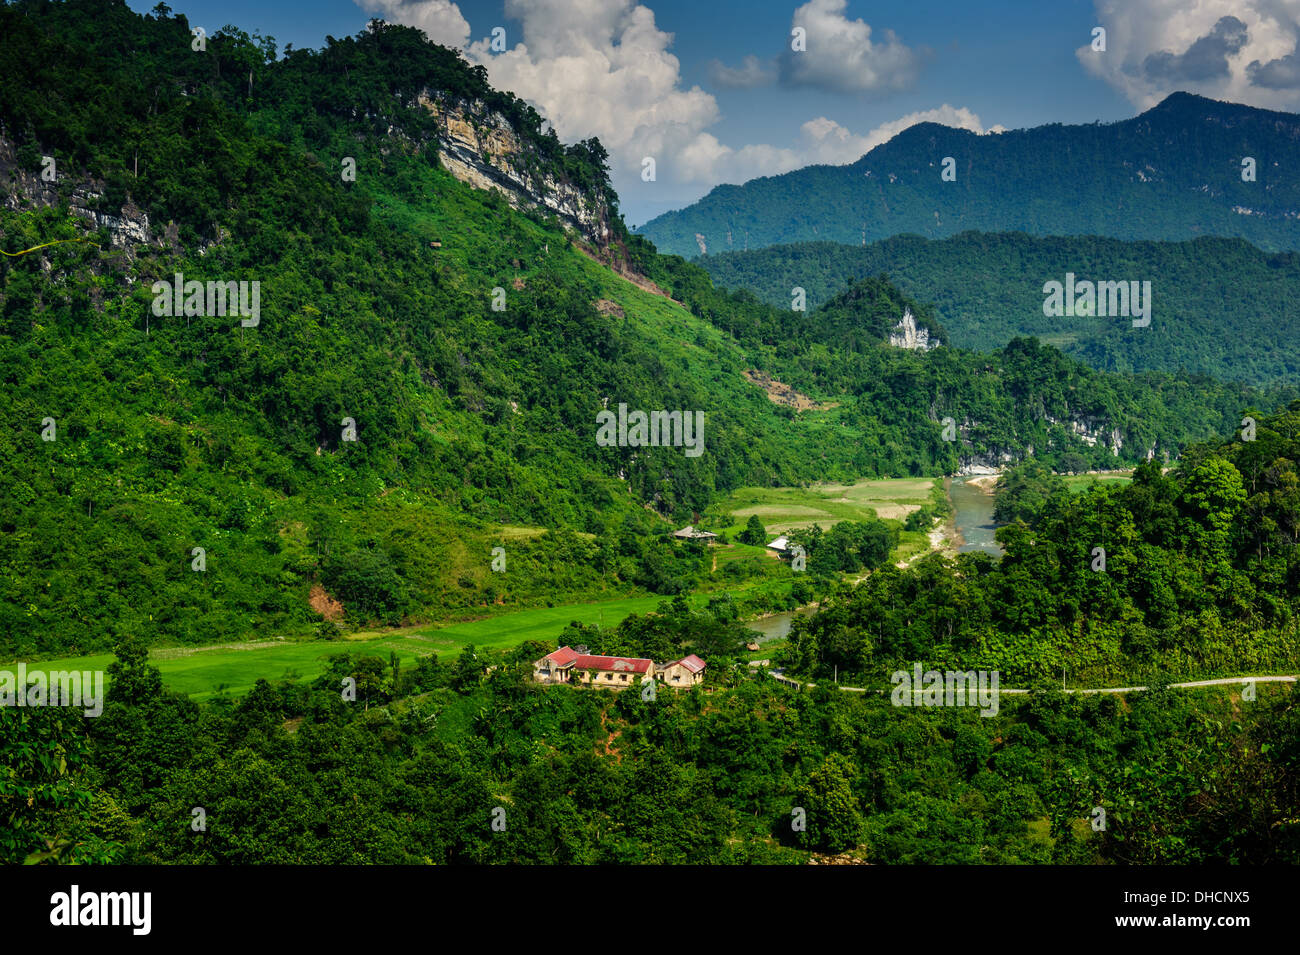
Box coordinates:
[0,0,1278,657]
[698,232,1300,385]
[639,93,1300,258]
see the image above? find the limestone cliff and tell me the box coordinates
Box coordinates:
[0,135,171,256]
[418,92,612,248]
[888,308,940,350]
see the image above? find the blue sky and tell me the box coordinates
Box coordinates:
[127,0,1300,224]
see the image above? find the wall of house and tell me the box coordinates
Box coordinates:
[660,665,701,687]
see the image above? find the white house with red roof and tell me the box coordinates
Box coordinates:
[533,646,655,688]
[659,654,707,687]
[534,646,707,689]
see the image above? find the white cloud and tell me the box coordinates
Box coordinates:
[780,0,923,93]
[1079,0,1300,110]
[349,0,985,216]
[691,105,990,185]
[354,0,471,48]
[464,0,721,168]
[709,54,776,89]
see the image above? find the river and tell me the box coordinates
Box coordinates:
[948,475,1003,557]
[744,605,816,641]
[743,477,1002,638]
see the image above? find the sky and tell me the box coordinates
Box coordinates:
[128,0,1300,225]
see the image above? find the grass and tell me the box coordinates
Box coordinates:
[745,638,790,661]
[2,594,713,702]
[892,529,936,565]
[1063,472,1132,493]
[719,477,937,535]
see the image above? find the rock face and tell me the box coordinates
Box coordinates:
[1045,414,1124,455]
[947,414,1158,474]
[889,308,939,350]
[0,135,167,256]
[420,93,612,248]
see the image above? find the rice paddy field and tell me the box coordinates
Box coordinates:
[1,595,692,702]
[720,477,938,534]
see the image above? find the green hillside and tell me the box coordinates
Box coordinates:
[0,0,1282,659]
[699,232,1300,385]
[2,0,1299,873]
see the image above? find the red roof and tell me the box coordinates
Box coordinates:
[544,646,580,667]
[671,654,706,673]
[572,654,653,674]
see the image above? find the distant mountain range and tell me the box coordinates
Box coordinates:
[640,93,1300,258]
[699,232,1300,385]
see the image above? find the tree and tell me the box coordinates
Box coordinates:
[994,462,1069,525]
[793,754,863,853]
[1060,452,1088,475]
[739,514,766,546]
[452,646,482,692]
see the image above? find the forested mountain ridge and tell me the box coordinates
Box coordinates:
[639,92,1300,259]
[0,0,1280,658]
[699,232,1300,385]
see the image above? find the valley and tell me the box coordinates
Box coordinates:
[1,0,1297,874]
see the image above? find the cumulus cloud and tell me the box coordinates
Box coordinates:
[708,54,776,89]
[463,0,720,167]
[689,105,990,186]
[354,0,471,48]
[1079,0,1300,109]
[350,0,984,215]
[779,0,924,93]
[1142,15,1248,82]
[1250,48,1300,87]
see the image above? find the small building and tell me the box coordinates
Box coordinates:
[658,654,706,687]
[534,646,654,688]
[766,535,790,553]
[674,525,718,542]
[534,646,580,684]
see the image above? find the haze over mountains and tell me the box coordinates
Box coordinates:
[639,93,1300,258]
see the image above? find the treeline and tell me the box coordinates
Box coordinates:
[781,403,1300,686]
[5,633,1297,864]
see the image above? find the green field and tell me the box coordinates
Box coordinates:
[720,477,937,535]
[1,595,696,701]
[1063,472,1133,493]
[6,479,951,701]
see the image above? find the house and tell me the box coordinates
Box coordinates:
[534,646,655,688]
[534,646,580,684]
[659,654,706,687]
[766,535,790,553]
[673,525,718,542]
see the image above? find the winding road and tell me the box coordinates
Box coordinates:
[758,668,1298,695]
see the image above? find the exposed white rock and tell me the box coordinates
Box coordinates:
[889,308,939,350]
[420,93,611,247]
